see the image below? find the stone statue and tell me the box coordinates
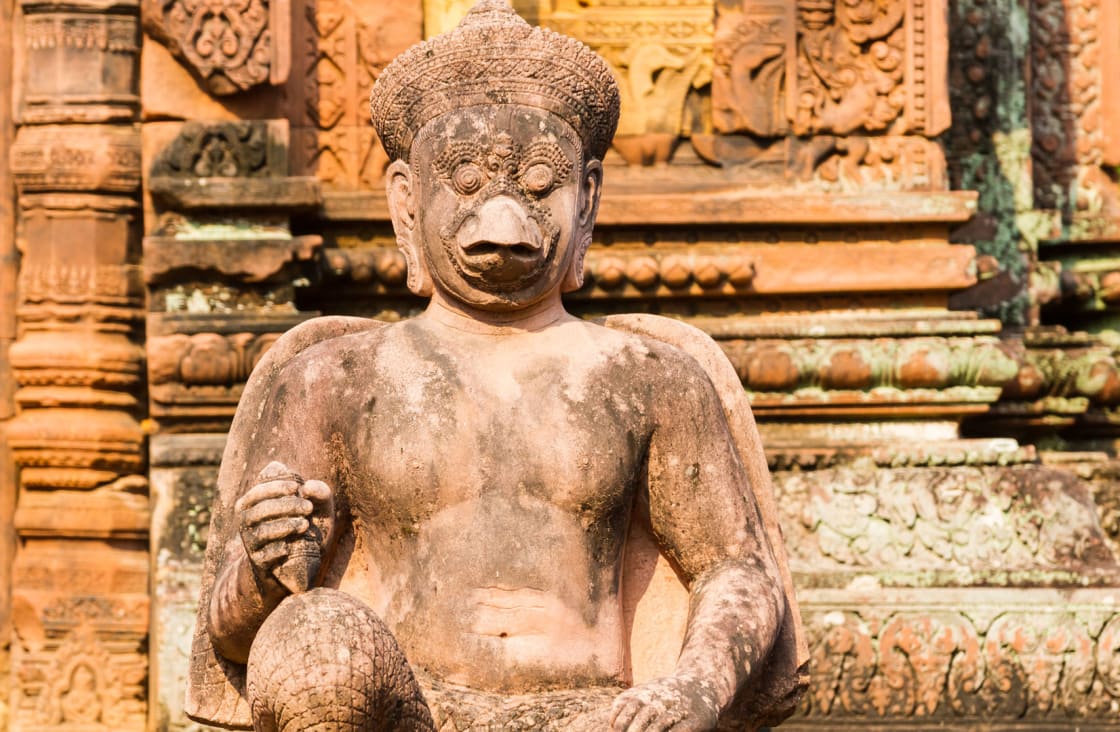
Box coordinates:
[186,2,808,729]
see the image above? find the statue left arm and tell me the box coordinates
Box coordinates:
[611,352,785,732]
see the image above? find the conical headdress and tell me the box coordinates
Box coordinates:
[370,0,620,163]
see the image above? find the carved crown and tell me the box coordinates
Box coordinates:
[369,0,620,163]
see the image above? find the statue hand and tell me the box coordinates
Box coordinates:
[609,676,720,732]
[235,461,334,591]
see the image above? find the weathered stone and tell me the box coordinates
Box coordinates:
[187,3,807,729]
[151,434,225,732]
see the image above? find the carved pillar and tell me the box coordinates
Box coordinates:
[1,0,19,725]
[6,0,148,727]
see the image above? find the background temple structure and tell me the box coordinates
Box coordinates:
[1,0,1120,729]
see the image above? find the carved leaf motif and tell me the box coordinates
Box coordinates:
[151,121,271,179]
[150,0,274,93]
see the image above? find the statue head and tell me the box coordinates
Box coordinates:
[370,0,620,310]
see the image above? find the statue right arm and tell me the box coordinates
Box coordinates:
[208,467,335,663]
[206,361,340,664]
[208,533,287,664]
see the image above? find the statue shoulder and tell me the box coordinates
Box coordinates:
[263,316,388,373]
[260,316,390,388]
[593,313,737,393]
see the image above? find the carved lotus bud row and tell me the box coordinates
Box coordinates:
[1002,347,1120,407]
[719,336,1020,394]
[319,246,755,296]
[588,251,755,291]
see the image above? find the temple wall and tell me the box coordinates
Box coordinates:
[3,0,1120,728]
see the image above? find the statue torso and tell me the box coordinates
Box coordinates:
[285,316,669,691]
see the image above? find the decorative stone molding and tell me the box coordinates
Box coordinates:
[721,336,1019,394]
[11,125,141,194]
[18,0,140,123]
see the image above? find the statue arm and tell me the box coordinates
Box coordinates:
[208,533,288,664]
[613,353,785,729]
[207,362,342,664]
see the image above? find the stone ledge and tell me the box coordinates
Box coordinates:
[318,188,979,225]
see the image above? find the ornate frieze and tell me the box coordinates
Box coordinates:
[790,588,1120,725]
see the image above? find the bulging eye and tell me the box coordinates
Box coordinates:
[452,163,485,195]
[521,163,555,195]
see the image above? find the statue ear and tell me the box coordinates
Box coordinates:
[562,159,602,293]
[386,159,433,297]
[578,158,603,229]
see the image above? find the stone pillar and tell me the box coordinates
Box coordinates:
[5,0,149,727]
[1,0,19,726]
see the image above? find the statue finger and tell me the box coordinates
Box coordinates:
[245,518,310,552]
[623,703,664,732]
[257,460,302,484]
[301,479,333,509]
[251,540,289,570]
[609,696,642,730]
[242,496,313,527]
[236,479,302,513]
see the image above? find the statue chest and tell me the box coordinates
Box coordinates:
[340,368,651,534]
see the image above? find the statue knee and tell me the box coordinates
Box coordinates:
[246,588,434,732]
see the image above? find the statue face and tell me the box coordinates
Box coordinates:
[388,105,600,310]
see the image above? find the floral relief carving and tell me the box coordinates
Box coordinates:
[799,599,1120,720]
[143,0,287,94]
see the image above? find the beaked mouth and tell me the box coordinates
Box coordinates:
[455,239,547,286]
[461,240,541,260]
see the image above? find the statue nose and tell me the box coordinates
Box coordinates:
[458,195,540,251]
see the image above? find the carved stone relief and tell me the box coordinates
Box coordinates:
[775,465,1115,576]
[284,0,421,190]
[793,589,1120,723]
[540,0,713,165]
[150,120,283,179]
[688,0,949,184]
[141,0,288,94]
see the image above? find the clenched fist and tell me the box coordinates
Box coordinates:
[235,461,334,594]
